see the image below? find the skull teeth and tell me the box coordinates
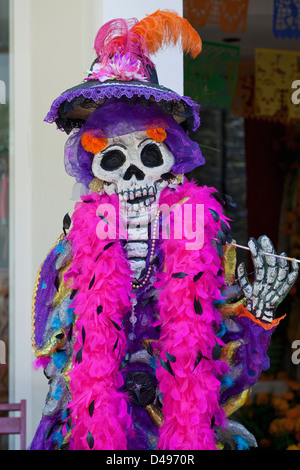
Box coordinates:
[116,184,158,214]
[117,185,157,202]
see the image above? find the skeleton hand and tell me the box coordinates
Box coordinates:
[237,236,298,324]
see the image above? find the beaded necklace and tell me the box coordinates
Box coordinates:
[131,211,160,289]
[129,211,160,332]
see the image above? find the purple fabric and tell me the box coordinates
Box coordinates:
[45,82,201,133]
[28,414,62,450]
[127,404,158,450]
[220,315,274,405]
[64,99,205,189]
[32,244,60,349]
[121,240,163,450]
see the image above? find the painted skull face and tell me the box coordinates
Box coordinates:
[91,130,175,218]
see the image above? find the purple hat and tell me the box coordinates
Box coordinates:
[45,11,202,135]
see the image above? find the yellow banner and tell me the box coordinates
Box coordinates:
[255,48,300,121]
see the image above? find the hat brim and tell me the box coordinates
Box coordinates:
[45,79,200,134]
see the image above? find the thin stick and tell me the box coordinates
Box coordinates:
[200,144,221,153]
[228,242,300,264]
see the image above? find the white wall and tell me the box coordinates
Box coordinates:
[10,0,183,448]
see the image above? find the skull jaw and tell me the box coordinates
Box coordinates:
[103,179,167,224]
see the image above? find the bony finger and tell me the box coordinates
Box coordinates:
[237,262,249,284]
[291,259,299,273]
[248,237,264,268]
[237,262,252,297]
[275,269,298,303]
[237,262,245,278]
[258,235,277,267]
[258,235,275,253]
[248,237,258,255]
[277,253,289,283]
[278,252,288,269]
[288,269,298,287]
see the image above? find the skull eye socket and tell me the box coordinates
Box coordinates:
[100,149,126,171]
[140,143,164,168]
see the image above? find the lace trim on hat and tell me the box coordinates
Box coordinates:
[45,83,200,134]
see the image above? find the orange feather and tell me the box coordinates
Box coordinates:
[130,10,202,58]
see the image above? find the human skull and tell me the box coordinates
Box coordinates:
[91,130,175,221]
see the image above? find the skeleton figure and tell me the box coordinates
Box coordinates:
[30,11,298,451]
[30,103,298,450]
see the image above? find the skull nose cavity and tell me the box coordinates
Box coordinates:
[123,165,145,181]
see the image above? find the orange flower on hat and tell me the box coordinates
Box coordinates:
[81,132,108,154]
[146,128,167,143]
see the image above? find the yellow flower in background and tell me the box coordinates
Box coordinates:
[295,417,300,432]
[271,396,289,412]
[280,418,295,433]
[239,377,300,450]
[256,392,269,406]
[286,380,300,391]
[269,419,283,436]
[285,407,300,419]
[282,391,295,402]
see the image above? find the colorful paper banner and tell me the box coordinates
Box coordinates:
[183,0,249,33]
[255,48,300,121]
[273,0,300,39]
[184,41,240,109]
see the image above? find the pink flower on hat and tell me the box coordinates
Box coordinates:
[86,53,148,83]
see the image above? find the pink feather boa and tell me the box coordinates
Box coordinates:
[63,181,230,450]
[64,192,133,450]
[155,182,229,450]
